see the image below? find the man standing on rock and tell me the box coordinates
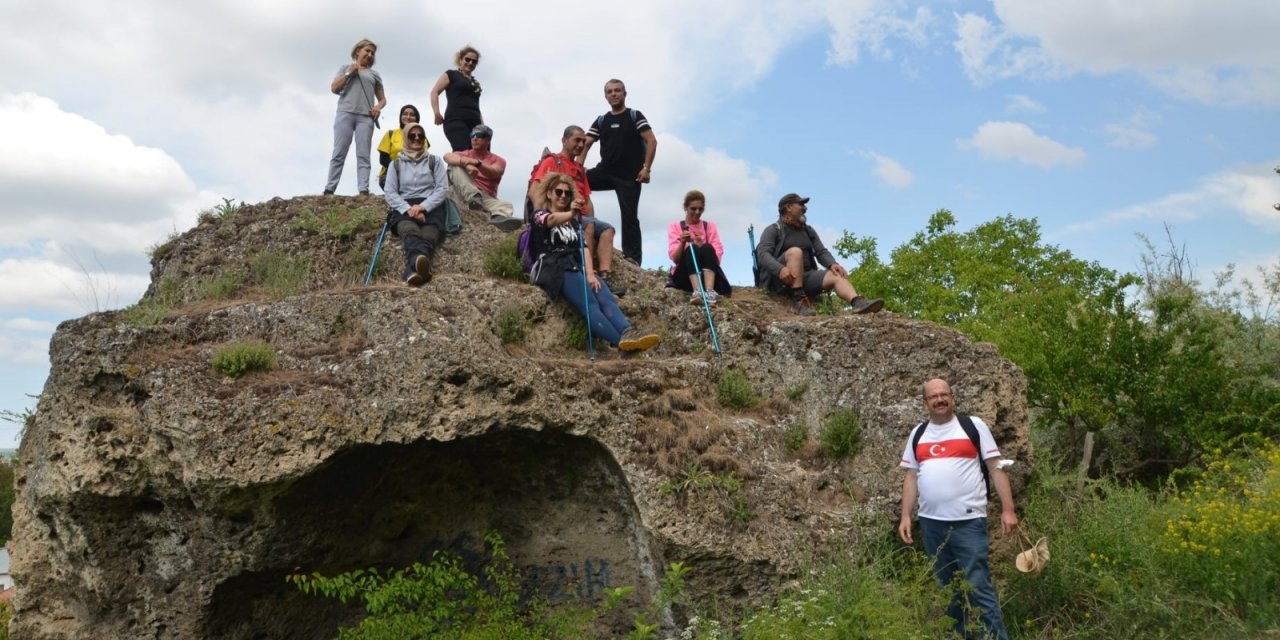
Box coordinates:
[898,378,1018,640]
[578,79,657,266]
[444,124,522,231]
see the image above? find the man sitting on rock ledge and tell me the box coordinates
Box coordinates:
[754,193,885,316]
[444,124,522,232]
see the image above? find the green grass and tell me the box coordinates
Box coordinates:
[496,305,528,344]
[483,233,525,280]
[783,421,809,452]
[250,250,311,298]
[197,197,245,225]
[717,369,760,409]
[295,204,383,239]
[120,278,180,326]
[819,408,862,458]
[211,341,277,378]
[200,270,244,299]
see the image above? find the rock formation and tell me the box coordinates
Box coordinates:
[11,196,1030,638]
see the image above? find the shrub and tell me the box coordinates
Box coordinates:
[783,421,809,452]
[198,197,244,225]
[785,382,809,402]
[121,278,180,326]
[496,306,527,344]
[146,231,181,261]
[483,233,525,280]
[717,369,760,409]
[819,409,862,458]
[200,270,244,299]
[563,317,588,350]
[211,341,277,378]
[296,204,383,239]
[250,250,310,298]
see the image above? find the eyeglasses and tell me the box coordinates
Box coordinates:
[407,133,425,141]
[552,188,573,198]
[462,57,478,65]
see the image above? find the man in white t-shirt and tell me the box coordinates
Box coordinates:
[898,378,1018,640]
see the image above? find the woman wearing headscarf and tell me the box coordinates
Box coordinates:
[667,189,731,305]
[376,104,424,191]
[527,173,660,353]
[384,122,448,286]
[325,38,386,196]
[429,45,484,152]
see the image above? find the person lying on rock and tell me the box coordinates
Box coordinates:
[754,193,885,316]
[384,121,448,286]
[526,172,660,353]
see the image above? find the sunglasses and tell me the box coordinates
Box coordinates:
[407,133,425,141]
[462,57,478,65]
[552,188,573,198]
[470,133,490,139]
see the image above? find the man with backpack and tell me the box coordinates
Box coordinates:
[898,378,1018,640]
[534,125,622,293]
[578,79,657,267]
[754,193,884,315]
[443,124,522,232]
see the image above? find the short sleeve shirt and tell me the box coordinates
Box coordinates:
[900,415,1001,520]
[335,66,382,115]
[456,150,506,197]
[587,109,651,178]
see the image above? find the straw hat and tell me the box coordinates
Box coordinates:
[1016,536,1050,574]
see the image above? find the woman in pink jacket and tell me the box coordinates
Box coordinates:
[667,189,731,305]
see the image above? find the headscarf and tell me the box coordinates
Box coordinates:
[400,122,428,162]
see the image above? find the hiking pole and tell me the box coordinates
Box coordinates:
[577,219,596,362]
[747,224,757,274]
[688,244,722,355]
[363,218,389,286]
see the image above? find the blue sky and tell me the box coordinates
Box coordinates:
[1,0,1278,448]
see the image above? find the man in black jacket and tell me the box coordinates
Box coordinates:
[754,193,884,316]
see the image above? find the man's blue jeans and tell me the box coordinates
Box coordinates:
[920,517,1010,640]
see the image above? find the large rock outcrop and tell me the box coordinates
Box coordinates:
[11,196,1030,638]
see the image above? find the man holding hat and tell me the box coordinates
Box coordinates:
[753,193,884,315]
[444,124,522,231]
[898,378,1018,640]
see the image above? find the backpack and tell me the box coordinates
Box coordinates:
[909,413,992,497]
[592,108,638,133]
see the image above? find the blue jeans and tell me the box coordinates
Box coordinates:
[920,517,1010,640]
[560,270,630,347]
[326,111,375,193]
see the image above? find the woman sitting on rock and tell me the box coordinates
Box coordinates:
[528,173,660,353]
[667,189,731,305]
[384,121,447,286]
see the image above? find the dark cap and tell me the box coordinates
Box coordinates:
[470,124,493,138]
[777,193,810,213]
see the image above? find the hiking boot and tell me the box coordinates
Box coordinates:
[490,215,523,232]
[414,254,433,285]
[602,273,626,297]
[849,296,884,314]
[792,294,815,316]
[359,190,370,196]
[405,273,424,286]
[618,328,660,353]
[322,189,335,196]
[467,193,484,211]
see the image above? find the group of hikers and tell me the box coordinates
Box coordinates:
[325,39,884,355]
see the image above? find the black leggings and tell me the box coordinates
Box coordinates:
[443,116,481,151]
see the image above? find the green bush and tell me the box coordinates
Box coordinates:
[496,306,527,344]
[563,317,588,350]
[250,250,310,298]
[200,270,243,299]
[819,409,862,458]
[784,382,809,402]
[483,233,525,280]
[783,421,809,452]
[121,278,180,326]
[296,204,383,239]
[289,532,621,640]
[211,341,277,378]
[717,369,760,409]
[146,231,181,261]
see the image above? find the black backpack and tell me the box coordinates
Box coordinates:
[909,413,992,497]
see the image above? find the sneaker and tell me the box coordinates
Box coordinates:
[322,190,335,196]
[602,273,626,297]
[490,215,523,232]
[359,190,370,196]
[618,329,660,352]
[467,193,484,211]
[849,296,884,314]
[405,273,424,287]
[690,291,703,305]
[706,290,718,306]
[414,254,433,285]
[792,295,815,316]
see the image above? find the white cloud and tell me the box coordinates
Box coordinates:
[824,1,933,65]
[955,1,1280,106]
[1062,162,1280,235]
[0,332,48,367]
[957,121,1085,168]
[1,318,59,333]
[1104,124,1157,150]
[1006,94,1045,114]
[859,151,914,189]
[0,253,151,315]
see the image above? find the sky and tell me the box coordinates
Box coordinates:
[1,0,1278,449]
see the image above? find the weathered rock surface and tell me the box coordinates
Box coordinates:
[12,196,1030,639]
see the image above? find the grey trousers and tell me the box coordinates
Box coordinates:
[325,111,374,193]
